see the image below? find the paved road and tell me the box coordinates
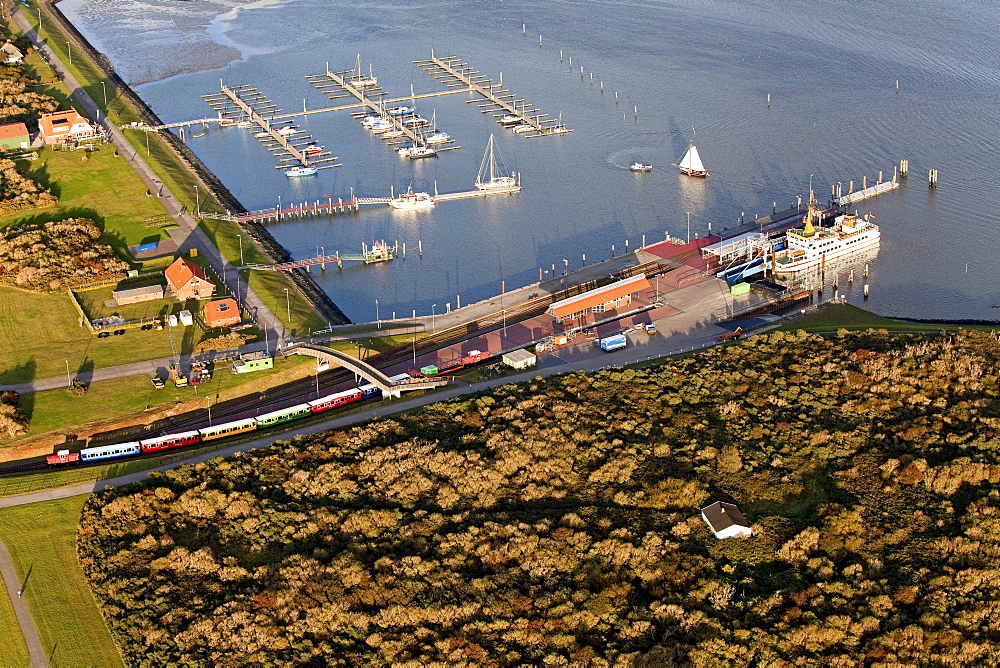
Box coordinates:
[0,538,47,667]
[10,7,287,345]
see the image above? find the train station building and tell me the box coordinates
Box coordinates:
[548,274,650,323]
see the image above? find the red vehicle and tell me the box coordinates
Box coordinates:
[46,450,81,466]
[139,430,202,453]
[308,387,363,413]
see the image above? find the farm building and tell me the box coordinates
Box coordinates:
[502,348,537,370]
[701,501,753,540]
[204,298,240,328]
[112,284,164,306]
[0,122,29,150]
[164,257,215,301]
[1,41,23,64]
[37,110,100,145]
[548,274,650,323]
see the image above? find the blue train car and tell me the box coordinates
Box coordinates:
[80,441,142,462]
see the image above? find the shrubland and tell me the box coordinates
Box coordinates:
[78,329,1000,665]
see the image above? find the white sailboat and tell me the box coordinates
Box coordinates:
[674,130,708,177]
[475,134,520,191]
[349,54,377,89]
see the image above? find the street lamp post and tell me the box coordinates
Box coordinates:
[65,359,70,388]
[687,212,691,243]
[237,234,244,266]
[206,396,212,426]
[101,81,107,108]
[375,299,380,329]
[67,41,70,65]
[195,185,199,218]
[284,288,291,325]
[431,304,437,332]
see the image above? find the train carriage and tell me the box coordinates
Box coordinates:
[254,403,311,428]
[80,441,142,462]
[308,388,363,413]
[140,430,202,453]
[358,382,382,399]
[198,418,257,441]
[46,450,80,466]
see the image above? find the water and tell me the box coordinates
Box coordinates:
[64,0,1000,324]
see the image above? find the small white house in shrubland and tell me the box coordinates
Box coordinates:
[701,501,753,539]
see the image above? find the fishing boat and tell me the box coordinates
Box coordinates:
[772,200,880,273]
[387,105,416,117]
[674,143,708,177]
[475,134,519,191]
[388,187,435,210]
[285,166,318,177]
[630,162,652,172]
[348,54,378,89]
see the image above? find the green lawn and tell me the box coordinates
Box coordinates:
[780,303,991,333]
[0,565,29,666]
[0,495,123,667]
[0,285,207,384]
[199,218,328,336]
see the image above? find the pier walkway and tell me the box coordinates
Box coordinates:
[417,52,570,136]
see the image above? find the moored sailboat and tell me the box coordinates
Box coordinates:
[475,135,520,191]
[348,54,378,89]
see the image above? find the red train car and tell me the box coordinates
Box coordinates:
[46,450,81,466]
[139,430,202,453]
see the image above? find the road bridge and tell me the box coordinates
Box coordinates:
[282,343,446,398]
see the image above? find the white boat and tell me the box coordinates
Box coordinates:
[276,126,297,136]
[388,105,416,117]
[403,116,430,128]
[237,120,252,128]
[512,123,534,134]
[360,114,381,127]
[498,114,521,126]
[254,131,270,138]
[303,145,323,155]
[403,145,437,159]
[368,118,393,132]
[549,111,571,134]
[382,129,406,139]
[772,202,880,273]
[286,166,318,177]
[674,143,708,177]
[475,134,519,191]
[348,54,378,89]
[389,188,435,210]
[630,162,652,172]
[424,131,451,144]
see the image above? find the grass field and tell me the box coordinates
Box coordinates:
[0,495,123,667]
[199,218,329,336]
[0,565,29,666]
[0,286,208,384]
[780,303,996,333]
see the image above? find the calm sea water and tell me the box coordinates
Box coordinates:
[67,0,1000,323]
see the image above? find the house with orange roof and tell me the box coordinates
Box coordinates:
[0,122,29,150]
[204,298,240,328]
[37,110,98,145]
[164,257,215,301]
[548,274,651,323]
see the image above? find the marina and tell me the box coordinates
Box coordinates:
[416,52,572,136]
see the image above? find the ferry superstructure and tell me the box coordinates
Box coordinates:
[773,204,880,273]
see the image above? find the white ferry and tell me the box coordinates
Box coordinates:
[773,206,880,273]
[388,188,435,210]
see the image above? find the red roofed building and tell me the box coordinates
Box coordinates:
[0,122,29,150]
[38,110,99,145]
[548,274,651,322]
[204,298,240,328]
[165,257,215,301]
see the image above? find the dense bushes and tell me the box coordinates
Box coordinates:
[0,391,27,440]
[0,218,128,292]
[0,157,57,213]
[79,330,1000,664]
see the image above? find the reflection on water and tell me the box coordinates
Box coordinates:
[63,0,1000,323]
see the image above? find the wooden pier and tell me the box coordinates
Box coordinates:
[200,83,340,170]
[834,169,900,206]
[243,241,398,271]
[415,51,571,137]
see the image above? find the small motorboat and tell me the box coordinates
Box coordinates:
[368,118,393,132]
[303,145,323,155]
[498,114,521,126]
[387,105,416,116]
[512,123,534,134]
[254,131,270,138]
[276,126,297,136]
[630,162,652,172]
[382,129,406,138]
[399,145,437,159]
[424,131,451,144]
[286,166,318,177]
[402,116,430,128]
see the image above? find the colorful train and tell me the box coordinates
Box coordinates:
[45,378,395,467]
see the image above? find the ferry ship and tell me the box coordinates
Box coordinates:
[773,203,880,273]
[388,188,435,210]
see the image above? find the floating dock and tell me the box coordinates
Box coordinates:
[200,83,340,170]
[415,51,571,137]
[835,177,899,206]
[243,241,397,271]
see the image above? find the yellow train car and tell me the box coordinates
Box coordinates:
[198,417,257,441]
